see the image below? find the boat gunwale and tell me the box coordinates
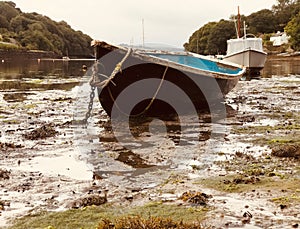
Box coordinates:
[92,41,246,80]
[226,37,264,42]
[131,49,246,79]
[224,48,267,59]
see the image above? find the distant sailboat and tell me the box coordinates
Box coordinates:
[62,48,70,60]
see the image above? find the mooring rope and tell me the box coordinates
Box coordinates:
[108,65,169,117]
[90,48,132,88]
[90,46,169,117]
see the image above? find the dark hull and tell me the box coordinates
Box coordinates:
[92,42,243,118]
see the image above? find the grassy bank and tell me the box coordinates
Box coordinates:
[0,42,20,50]
[9,202,207,229]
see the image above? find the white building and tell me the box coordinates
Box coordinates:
[270,31,290,46]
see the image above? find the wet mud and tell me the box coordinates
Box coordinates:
[0,58,300,228]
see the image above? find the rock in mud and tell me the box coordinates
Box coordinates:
[0,168,10,180]
[0,142,23,150]
[224,176,260,185]
[179,191,212,206]
[237,115,255,123]
[271,144,300,158]
[70,192,108,209]
[23,123,58,140]
[242,211,252,224]
[0,199,10,211]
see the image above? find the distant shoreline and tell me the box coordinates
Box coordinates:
[0,49,62,60]
[267,51,300,59]
[1,47,299,61]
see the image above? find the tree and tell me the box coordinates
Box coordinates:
[184,20,235,55]
[246,9,276,34]
[184,22,217,54]
[206,20,236,55]
[0,1,20,21]
[285,12,300,50]
[0,1,92,56]
[272,0,298,31]
[0,15,10,29]
[10,15,33,32]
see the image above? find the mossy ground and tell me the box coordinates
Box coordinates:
[198,152,300,209]
[9,202,208,229]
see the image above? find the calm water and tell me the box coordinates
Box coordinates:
[1,55,300,81]
[0,58,95,80]
[261,55,300,77]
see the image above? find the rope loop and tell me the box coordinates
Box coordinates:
[108,65,169,117]
[90,48,132,88]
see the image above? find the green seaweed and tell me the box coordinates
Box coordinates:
[9,202,208,229]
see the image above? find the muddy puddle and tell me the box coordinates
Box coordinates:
[0,57,300,228]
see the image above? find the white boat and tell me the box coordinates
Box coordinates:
[223,35,267,75]
[222,8,267,75]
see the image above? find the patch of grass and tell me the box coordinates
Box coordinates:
[9,202,209,229]
[23,103,37,110]
[271,193,300,205]
[0,42,20,50]
[97,215,204,229]
[9,205,112,229]
[234,124,300,135]
[130,201,208,222]
[30,79,43,84]
[199,152,300,194]
[2,119,21,124]
[268,138,300,145]
[196,175,261,193]
[161,173,186,186]
[250,135,300,147]
[282,111,294,119]
[198,175,300,194]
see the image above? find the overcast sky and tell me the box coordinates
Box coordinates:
[12,0,277,48]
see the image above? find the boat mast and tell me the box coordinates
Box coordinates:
[237,6,241,38]
[142,18,145,48]
[243,21,247,38]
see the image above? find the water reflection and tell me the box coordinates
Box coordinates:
[0,58,94,80]
[2,56,299,80]
[0,58,95,93]
[261,55,300,77]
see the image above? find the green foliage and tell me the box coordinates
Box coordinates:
[184,20,235,55]
[0,42,19,50]
[206,19,235,54]
[247,9,276,34]
[184,0,300,54]
[0,1,20,22]
[272,0,299,31]
[285,12,300,50]
[97,216,203,229]
[0,15,10,29]
[0,1,92,57]
[183,22,217,54]
[10,203,207,229]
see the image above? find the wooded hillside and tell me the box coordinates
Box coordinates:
[0,1,93,57]
[184,0,300,55]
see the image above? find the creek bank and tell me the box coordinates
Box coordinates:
[0,49,61,60]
